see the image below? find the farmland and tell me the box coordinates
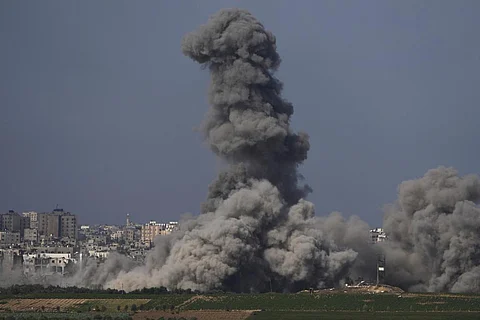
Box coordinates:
[184,292,480,312]
[0,292,479,319]
[247,311,480,320]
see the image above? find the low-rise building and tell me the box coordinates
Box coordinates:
[88,250,110,259]
[23,252,73,276]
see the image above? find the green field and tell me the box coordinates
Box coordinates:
[1,292,480,320]
[74,295,193,312]
[247,311,480,320]
[186,293,480,312]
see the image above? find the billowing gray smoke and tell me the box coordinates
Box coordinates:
[2,9,478,294]
[381,166,480,292]
[104,8,360,292]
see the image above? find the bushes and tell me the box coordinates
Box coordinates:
[0,285,199,300]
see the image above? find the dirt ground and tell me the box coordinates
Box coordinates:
[133,310,254,320]
[0,298,87,312]
[0,298,151,312]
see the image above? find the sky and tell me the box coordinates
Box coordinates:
[2,0,479,226]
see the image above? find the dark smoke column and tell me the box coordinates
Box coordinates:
[381,166,480,292]
[182,9,311,211]
[79,9,359,293]
[175,8,357,292]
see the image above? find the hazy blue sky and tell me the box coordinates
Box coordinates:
[2,1,479,226]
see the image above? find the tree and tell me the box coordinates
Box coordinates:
[131,304,137,312]
[117,305,121,311]
[124,305,129,311]
[101,305,107,312]
[56,306,60,312]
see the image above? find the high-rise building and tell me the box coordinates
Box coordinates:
[60,213,77,239]
[22,211,38,229]
[2,211,21,232]
[1,210,29,238]
[37,209,77,240]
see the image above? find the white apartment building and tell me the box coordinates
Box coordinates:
[23,252,73,276]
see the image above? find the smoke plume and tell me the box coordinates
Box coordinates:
[381,166,480,292]
[2,9,478,294]
[103,8,359,292]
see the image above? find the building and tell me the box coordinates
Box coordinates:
[23,252,73,276]
[167,221,178,232]
[1,211,21,232]
[0,249,23,271]
[88,250,110,260]
[24,228,38,243]
[22,211,38,229]
[0,231,21,246]
[370,228,387,244]
[141,221,178,243]
[60,213,77,239]
[141,221,167,243]
[1,210,29,237]
[111,230,124,241]
[124,227,137,242]
[37,209,77,240]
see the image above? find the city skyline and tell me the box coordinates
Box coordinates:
[2,208,178,227]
